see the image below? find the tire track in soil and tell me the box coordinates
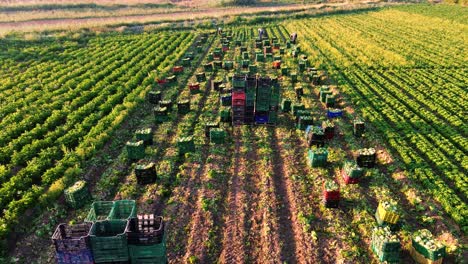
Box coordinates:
[219,127,247,264]
[268,128,301,263]
[270,126,319,263]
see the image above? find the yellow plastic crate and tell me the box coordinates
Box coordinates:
[377,203,400,224]
[410,245,443,264]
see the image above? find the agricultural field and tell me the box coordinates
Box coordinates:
[0,3,466,264]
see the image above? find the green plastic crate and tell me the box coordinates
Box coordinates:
[89,220,129,263]
[308,148,328,168]
[297,116,313,130]
[256,53,264,62]
[126,140,145,160]
[291,103,305,116]
[109,200,137,221]
[136,128,153,145]
[210,128,226,144]
[128,235,167,264]
[64,180,89,209]
[412,229,446,261]
[177,136,195,154]
[85,201,114,222]
[196,72,206,82]
[281,99,291,112]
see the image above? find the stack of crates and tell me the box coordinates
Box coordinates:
[126,215,167,264]
[154,106,169,124]
[342,161,364,184]
[126,141,145,160]
[375,200,400,226]
[371,226,400,263]
[245,76,257,124]
[64,181,90,209]
[356,147,376,168]
[354,118,365,137]
[52,223,94,264]
[177,136,195,155]
[177,99,190,115]
[136,128,153,146]
[322,180,340,208]
[411,229,446,264]
[232,75,247,125]
[269,78,280,123]
[210,128,227,144]
[306,126,325,147]
[148,91,161,104]
[256,77,271,124]
[308,147,328,167]
[87,200,137,263]
[135,162,157,185]
[322,120,335,140]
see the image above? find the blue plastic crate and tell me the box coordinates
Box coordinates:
[255,115,268,124]
[327,109,343,118]
[56,249,94,264]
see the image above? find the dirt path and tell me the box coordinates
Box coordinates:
[0,2,376,34]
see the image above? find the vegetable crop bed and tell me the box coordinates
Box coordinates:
[1,3,466,263]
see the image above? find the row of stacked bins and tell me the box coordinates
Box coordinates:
[230,75,280,126]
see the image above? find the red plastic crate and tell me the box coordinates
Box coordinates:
[156,78,167,85]
[232,100,245,107]
[173,66,184,73]
[342,169,360,184]
[324,129,334,140]
[322,181,340,200]
[189,83,200,90]
[222,46,229,52]
[273,61,281,69]
[232,92,246,101]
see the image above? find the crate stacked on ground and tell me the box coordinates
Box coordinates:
[291,102,305,116]
[353,118,365,137]
[188,82,200,94]
[177,136,195,155]
[212,79,223,92]
[134,161,157,185]
[411,229,446,264]
[342,161,364,184]
[356,147,376,168]
[245,76,257,124]
[297,115,313,130]
[213,47,223,60]
[320,86,335,107]
[89,220,129,263]
[322,120,335,140]
[322,180,340,208]
[136,128,153,146]
[255,77,272,124]
[154,105,169,124]
[327,108,343,118]
[126,140,145,160]
[306,126,325,147]
[64,180,90,209]
[148,90,161,104]
[205,121,219,137]
[281,99,291,112]
[52,222,94,264]
[177,99,190,115]
[87,200,137,263]
[210,128,227,144]
[308,147,328,167]
[220,107,231,123]
[372,226,400,263]
[196,72,206,82]
[126,215,167,264]
[375,200,400,226]
[232,75,247,125]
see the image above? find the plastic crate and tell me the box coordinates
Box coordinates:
[377,202,400,225]
[412,230,446,261]
[281,99,291,112]
[52,223,93,252]
[195,72,206,82]
[64,181,89,209]
[148,91,161,104]
[128,236,167,264]
[56,249,94,264]
[85,201,114,222]
[327,109,343,118]
[372,243,400,263]
[126,140,145,160]
[135,162,157,185]
[308,148,328,168]
[126,215,165,245]
[210,128,226,144]
[177,100,190,115]
[136,128,153,146]
[410,245,443,264]
[109,200,136,221]
[159,100,172,111]
[89,220,129,263]
[177,136,195,154]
